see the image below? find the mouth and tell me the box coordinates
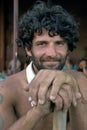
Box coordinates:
[43,58,61,64]
[43,60,58,64]
[43,60,60,69]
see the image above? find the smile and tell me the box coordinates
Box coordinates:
[43,61,59,67]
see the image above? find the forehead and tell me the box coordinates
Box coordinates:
[33,29,64,43]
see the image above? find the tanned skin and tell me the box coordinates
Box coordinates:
[0,1,87,130]
[0,30,87,130]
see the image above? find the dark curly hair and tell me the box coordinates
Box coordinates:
[17,0,79,51]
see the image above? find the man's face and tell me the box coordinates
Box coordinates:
[27,29,69,73]
[79,60,86,69]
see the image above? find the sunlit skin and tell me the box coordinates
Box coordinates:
[26,29,69,73]
[1,1,87,129]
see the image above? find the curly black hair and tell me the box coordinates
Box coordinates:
[17,0,79,51]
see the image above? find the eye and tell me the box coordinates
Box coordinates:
[36,41,47,46]
[56,40,66,46]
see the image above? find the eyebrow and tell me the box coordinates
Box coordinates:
[35,39,66,43]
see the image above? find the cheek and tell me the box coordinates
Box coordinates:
[32,49,45,58]
[56,48,68,57]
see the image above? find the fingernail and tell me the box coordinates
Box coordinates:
[28,97,32,101]
[50,95,55,100]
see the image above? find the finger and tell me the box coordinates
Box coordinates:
[66,74,81,106]
[60,84,80,107]
[49,71,66,101]
[63,72,81,105]
[71,77,81,101]
[52,95,63,111]
[38,75,55,105]
[61,84,73,104]
[59,86,72,112]
[28,77,40,105]
[29,70,48,105]
[65,71,79,93]
[36,70,58,105]
[49,71,75,101]
[29,70,55,105]
[49,71,73,102]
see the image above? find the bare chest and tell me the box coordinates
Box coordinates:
[14,91,53,130]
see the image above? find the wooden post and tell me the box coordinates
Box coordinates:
[0,0,5,71]
[13,0,19,73]
[53,111,67,130]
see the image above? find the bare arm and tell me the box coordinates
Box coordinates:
[0,84,51,130]
[8,107,47,130]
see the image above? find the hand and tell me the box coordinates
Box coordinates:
[51,83,80,112]
[36,99,52,118]
[25,69,81,111]
[31,90,53,118]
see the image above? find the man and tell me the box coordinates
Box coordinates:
[0,1,87,130]
[78,58,87,76]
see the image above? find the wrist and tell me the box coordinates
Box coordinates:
[24,107,43,130]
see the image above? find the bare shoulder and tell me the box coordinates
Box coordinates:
[0,69,27,86]
[0,71,30,129]
[0,70,27,102]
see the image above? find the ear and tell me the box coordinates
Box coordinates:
[25,47,32,57]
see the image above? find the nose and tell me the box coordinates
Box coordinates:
[45,44,57,57]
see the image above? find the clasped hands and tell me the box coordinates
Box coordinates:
[25,69,81,112]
